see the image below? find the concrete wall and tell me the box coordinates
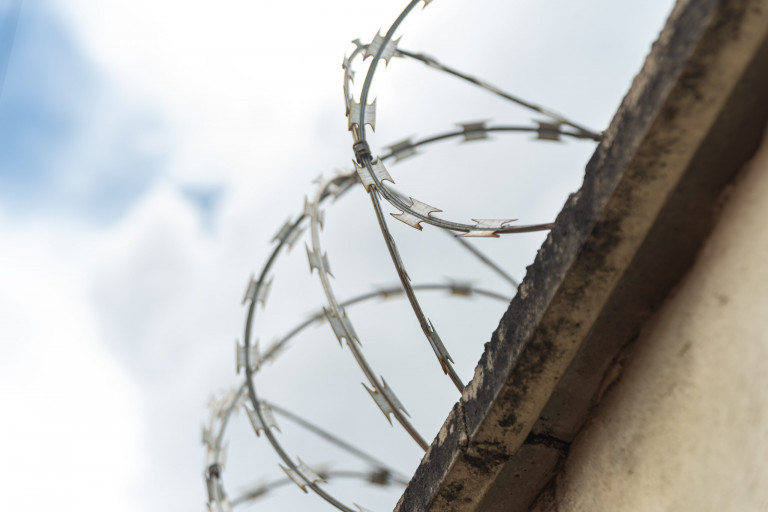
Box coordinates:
[551,123,768,511]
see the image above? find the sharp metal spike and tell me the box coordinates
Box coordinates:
[305,245,332,276]
[422,0,434,6]
[363,378,408,424]
[409,197,443,217]
[367,468,391,486]
[391,197,442,230]
[351,38,365,51]
[297,459,326,484]
[384,138,417,162]
[348,98,377,131]
[317,208,326,230]
[279,466,308,493]
[364,31,401,65]
[391,210,424,230]
[323,307,359,346]
[342,54,355,82]
[355,505,374,512]
[280,459,326,492]
[245,402,280,436]
[242,275,257,305]
[447,280,474,296]
[271,217,305,251]
[283,225,305,251]
[236,340,260,374]
[536,120,563,141]
[354,159,395,192]
[363,383,393,425]
[255,278,272,308]
[457,218,517,237]
[373,284,400,299]
[427,319,455,369]
[272,219,293,245]
[459,121,489,142]
[306,245,320,273]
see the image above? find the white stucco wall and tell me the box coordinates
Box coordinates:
[553,123,768,511]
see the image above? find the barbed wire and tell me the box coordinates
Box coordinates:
[205,283,511,511]
[203,0,600,509]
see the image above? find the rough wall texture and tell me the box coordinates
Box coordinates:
[394,1,768,510]
[554,124,768,512]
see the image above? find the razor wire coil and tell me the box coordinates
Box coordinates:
[203,1,600,510]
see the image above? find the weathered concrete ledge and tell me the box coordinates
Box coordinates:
[394,0,768,510]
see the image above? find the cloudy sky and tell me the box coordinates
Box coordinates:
[0,1,674,510]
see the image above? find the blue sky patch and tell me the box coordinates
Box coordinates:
[0,2,168,224]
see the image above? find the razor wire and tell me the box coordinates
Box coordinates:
[204,1,601,510]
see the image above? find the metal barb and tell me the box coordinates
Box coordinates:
[306,244,333,276]
[323,307,359,346]
[391,197,442,230]
[447,279,474,296]
[354,159,395,192]
[427,319,455,369]
[459,121,490,142]
[536,120,563,141]
[246,402,281,436]
[259,278,274,307]
[284,225,306,250]
[272,219,293,245]
[273,218,305,251]
[342,54,355,83]
[364,31,401,65]
[384,138,418,162]
[280,459,327,493]
[236,340,260,374]
[457,218,517,237]
[348,98,377,131]
[242,275,257,305]
[363,378,409,424]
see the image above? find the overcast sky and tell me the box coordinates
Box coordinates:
[0,1,674,510]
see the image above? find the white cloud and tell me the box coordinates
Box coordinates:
[0,214,144,512]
